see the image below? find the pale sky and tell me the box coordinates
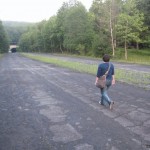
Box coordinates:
[0,0,93,23]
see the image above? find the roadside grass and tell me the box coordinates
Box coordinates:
[0,54,4,59]
[57,49,150,65]
[113,48,150,65]
[0,53,4,59]
[22,53,150,89]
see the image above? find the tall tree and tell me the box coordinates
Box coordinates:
[3,21,31,44]
[56,2,69,53]
[44,16,60,53]
[90,0,122,56]
[19,24,41,52]
[0,21,9,53]
[116,0,146,59]
[63,1,93,55]
[136,0,150,26]
[89,0,110,56]
[136,0,150,48]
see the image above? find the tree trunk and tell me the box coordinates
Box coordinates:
[109,0,115,57]
[114,39,116,49]
[136,42,139,50]
[110,20,115,56]
[125,38,127,60]
[124,20,128,60]
[60,44,63,53]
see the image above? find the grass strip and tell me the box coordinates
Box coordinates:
[22,53,150,89]
[0,54,4,59]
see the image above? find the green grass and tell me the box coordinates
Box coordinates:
[0,54,3,59]
[22,53,150,89]
[22,53,97,74]
[116,69,150,86]
[113,48,150,65]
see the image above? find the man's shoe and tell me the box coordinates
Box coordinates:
[109,101,114,110]
[99,101,104,105]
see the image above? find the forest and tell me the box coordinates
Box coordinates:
[0,0,150,60]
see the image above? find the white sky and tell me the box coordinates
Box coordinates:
[0,0,93,23]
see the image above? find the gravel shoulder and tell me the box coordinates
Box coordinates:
[33,53,150,73]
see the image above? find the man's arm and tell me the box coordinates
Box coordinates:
[112,75,115,85]
[95,77,99,85]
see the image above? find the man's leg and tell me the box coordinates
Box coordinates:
[101,85,114,109]
[100,87,110,105]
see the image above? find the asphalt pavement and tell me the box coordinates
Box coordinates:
[0,53,150,150]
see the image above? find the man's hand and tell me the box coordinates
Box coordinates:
[112,79,115,85]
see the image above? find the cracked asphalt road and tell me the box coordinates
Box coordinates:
[0,53,150,150]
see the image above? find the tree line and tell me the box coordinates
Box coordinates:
[0,21,9,53]
[1,0,150,59]
[0,21,31,53]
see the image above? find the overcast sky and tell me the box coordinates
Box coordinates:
[0,0,93,23]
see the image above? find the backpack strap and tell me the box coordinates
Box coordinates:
[105,63,111,75]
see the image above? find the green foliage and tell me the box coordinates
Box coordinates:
[115,0,148,59]
[19,32,32,52]
[5,0,149,60]
[0,21,9,53]
[3,21,32,44]
[136,0,150,26]
[116,0,146,44]
[56,2,69,52]
[136,0,150,48]
[63,2,93,55]
[114,48,150,65]
[91,33,111,57]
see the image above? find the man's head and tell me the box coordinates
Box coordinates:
[103,54,110,62]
